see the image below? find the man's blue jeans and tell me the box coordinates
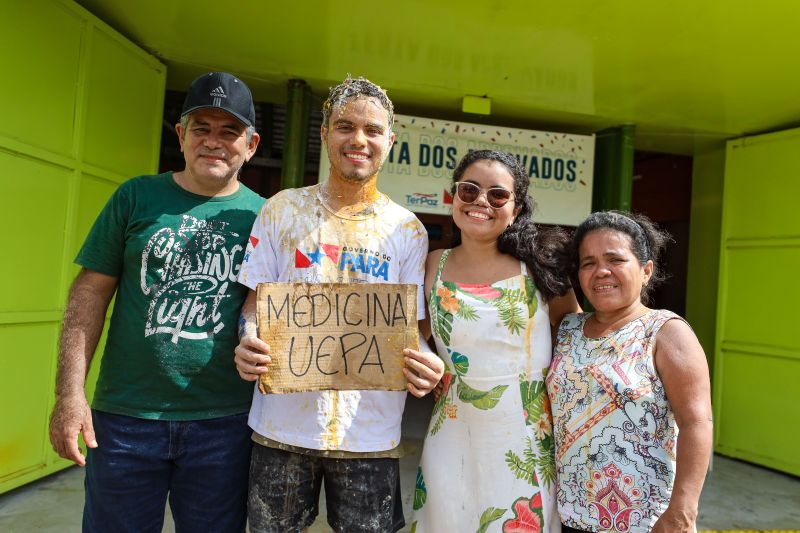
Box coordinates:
[83,410,252,533]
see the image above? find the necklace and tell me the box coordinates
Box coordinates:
[317,182,386,219]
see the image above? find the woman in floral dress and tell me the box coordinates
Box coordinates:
[411,150,579,533]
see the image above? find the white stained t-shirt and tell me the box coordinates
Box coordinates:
[238,184,428,452]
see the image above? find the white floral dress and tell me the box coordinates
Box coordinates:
[411,250,560,533]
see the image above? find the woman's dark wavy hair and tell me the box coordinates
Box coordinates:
[568,211,673,304]
[451,149,571,301]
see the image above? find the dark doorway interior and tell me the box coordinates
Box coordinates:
[416,213,455,252]
[631,152,693,317]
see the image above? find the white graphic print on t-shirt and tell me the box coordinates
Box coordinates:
[141,214,245,343]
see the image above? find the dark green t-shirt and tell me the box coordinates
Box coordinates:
[76,172,264,420]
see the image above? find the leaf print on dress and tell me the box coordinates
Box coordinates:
[493,288,526,335]
[413,466,427,511]
[505,438,541,487]
[457,379,508,410]
[429,368,455,435]
[502,494,544,533]
[476,507,506,533]
[428,349,508,436]
[431,283,477,346]
[516,373,557,486]
[431,285,455,346]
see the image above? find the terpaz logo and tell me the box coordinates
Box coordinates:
[405,192,438,207]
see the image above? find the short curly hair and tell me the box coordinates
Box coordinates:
[321,75,394,128]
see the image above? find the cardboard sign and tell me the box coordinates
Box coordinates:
[255,282,418,394]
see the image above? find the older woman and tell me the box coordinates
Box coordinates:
[411,150,579,532]
[548,211,713,533]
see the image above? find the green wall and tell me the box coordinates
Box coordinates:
[685,146,725,375]
[713,129,800,476]
[0,0,165,493]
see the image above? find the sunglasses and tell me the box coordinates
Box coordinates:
[453,181,516,209]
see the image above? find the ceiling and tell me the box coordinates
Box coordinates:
[76,0,800,155]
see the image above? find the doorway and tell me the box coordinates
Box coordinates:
[631,152,693,316]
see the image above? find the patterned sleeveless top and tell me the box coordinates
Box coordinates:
[547,309,684,533]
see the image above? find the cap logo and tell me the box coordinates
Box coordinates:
[210,86,227,107]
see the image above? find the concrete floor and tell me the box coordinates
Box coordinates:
[1,446,798,532]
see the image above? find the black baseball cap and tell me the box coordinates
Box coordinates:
[181,72,256,127]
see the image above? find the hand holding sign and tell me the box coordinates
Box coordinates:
[234,334,271,382]
[403,347,445,398]
[255,282,419,394]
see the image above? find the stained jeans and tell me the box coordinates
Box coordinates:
[83,410,252,533]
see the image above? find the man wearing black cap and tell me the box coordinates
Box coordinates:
[48,72,262,532]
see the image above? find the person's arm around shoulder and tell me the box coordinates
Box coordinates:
[651,318,713,533]
[547,288,581,343]
[49,268,118,466]
[233,289,271,381]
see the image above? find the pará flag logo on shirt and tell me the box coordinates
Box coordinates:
[295,244,341,268]
[295,244,390,280]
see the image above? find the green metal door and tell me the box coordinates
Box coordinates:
[714,128,800,476]
[0,0,165,493]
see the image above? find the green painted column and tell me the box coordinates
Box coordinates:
[281,79,312,190]
[685,145,725,382]
[592,124,636,212]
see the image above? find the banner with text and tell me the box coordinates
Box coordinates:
[319,113,595,225]
[255,282,418,394]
